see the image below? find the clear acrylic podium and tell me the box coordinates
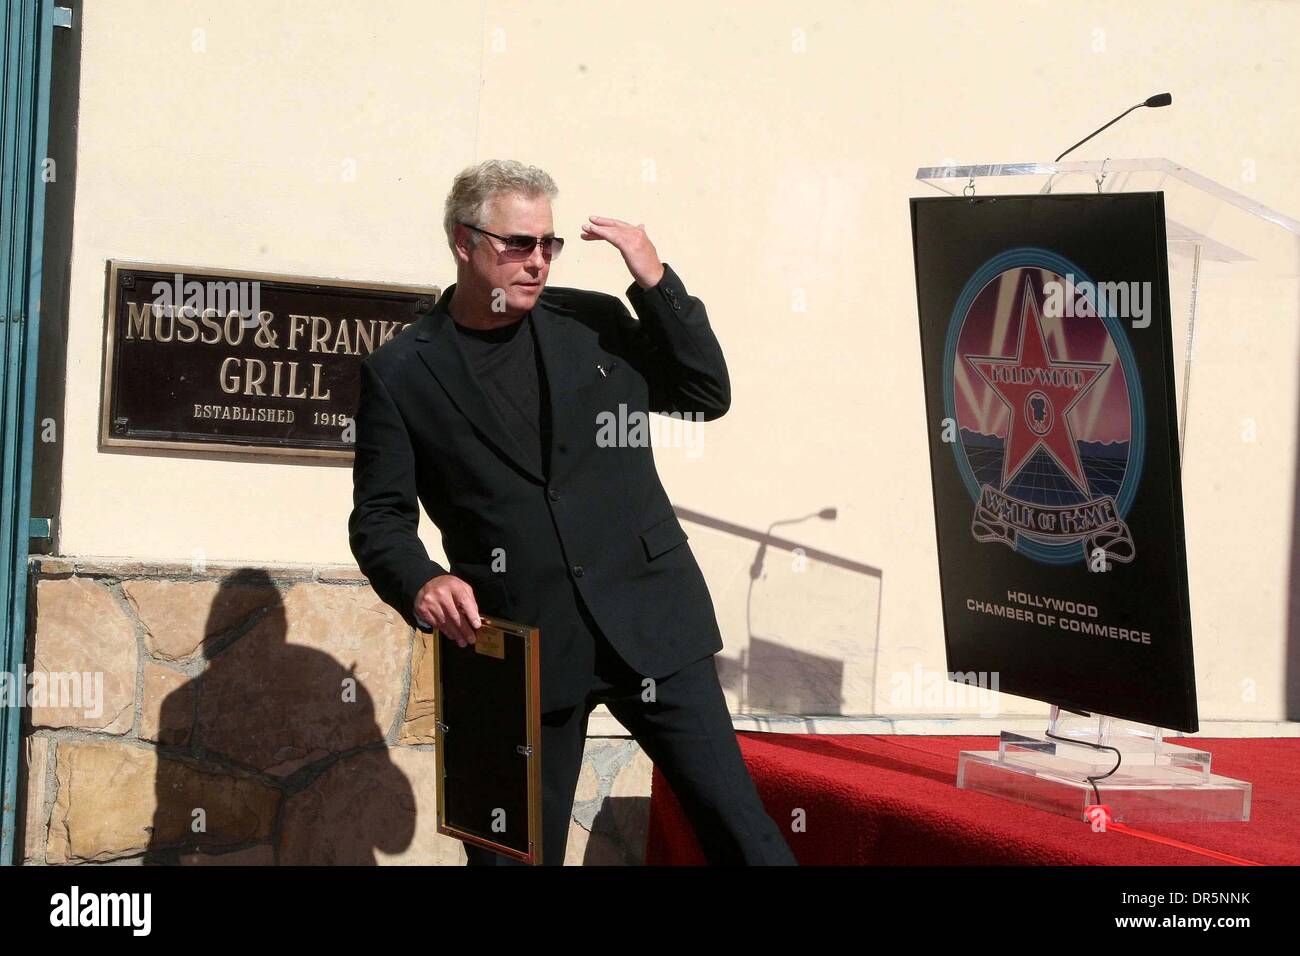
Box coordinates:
[956,707,1252,824]
[915,158,1300,824]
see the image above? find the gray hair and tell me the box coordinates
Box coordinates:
[443,159,559,257]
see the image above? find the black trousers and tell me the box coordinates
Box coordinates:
[464,592,797,866]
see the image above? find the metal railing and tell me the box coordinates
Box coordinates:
[1,0,63,866]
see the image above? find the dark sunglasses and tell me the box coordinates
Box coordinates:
[459,222,565,260]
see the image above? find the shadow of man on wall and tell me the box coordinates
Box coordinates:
[144,568,415,864]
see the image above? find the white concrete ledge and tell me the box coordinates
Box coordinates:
[585,707,1300,739]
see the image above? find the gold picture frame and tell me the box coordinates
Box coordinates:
[433,614,543,865]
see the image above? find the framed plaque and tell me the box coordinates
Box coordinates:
[433,615,543,864]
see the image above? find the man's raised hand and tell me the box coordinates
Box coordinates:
[580,215,665,290]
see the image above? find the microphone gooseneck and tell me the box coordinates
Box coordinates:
[1054,92,1173,163]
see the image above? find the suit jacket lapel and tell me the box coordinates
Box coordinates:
[529,290,593,483]
[535,283,621,481]
[413,284,546,483]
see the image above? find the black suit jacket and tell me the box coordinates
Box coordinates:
[348,262,730,711]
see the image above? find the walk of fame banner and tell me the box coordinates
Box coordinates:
[910,193,1197,732]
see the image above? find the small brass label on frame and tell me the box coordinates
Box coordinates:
[474,626,505,659]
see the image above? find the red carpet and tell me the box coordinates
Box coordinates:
[644,734,1300,865]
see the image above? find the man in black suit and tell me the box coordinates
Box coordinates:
[349,159,795,865]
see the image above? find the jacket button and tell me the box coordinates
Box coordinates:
[571,565,584,578]
[548,489,559,501]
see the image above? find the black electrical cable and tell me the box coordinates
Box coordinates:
[1045,728,1123,809]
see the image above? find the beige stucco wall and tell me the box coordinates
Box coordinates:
[52,0,1300,725]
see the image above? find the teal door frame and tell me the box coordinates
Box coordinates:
[1,0,67,866]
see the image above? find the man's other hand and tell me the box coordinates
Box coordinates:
[414,574,482,646]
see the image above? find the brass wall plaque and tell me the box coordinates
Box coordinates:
[100,260,438,459]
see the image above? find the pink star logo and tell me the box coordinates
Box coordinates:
[966,277,1109,493]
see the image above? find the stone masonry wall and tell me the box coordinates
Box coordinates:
[18,557,651,865]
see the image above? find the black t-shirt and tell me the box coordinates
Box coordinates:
[452,312,551,480]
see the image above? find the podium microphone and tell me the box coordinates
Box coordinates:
[1054,93,1173,162]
